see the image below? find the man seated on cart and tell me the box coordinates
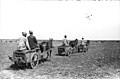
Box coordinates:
[81,37,87,51]
[62,35,72,55]
[27,30,38,50]
[27,30,42,57]
[62,35,69,46]
[17,30,38,51]
[17,32,30,51]
[11,32,30,63]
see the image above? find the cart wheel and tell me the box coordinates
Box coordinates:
[29,53,39,69]
[83,46,87,53]
[67,51,70,56]
[65,48,70,56]
[65,47,68,56]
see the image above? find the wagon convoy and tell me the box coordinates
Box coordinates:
[58,39,78,56]
[58,39,90,56]
[8,38,90,69]
[8,39,53,69]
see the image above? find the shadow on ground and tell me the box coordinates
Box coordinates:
[6,58,50,71]
[55,54,67,56]
[6,64,27,71]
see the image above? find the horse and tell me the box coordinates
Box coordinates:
[86,40,90,47]
[69,39,78,53]
[69,39,78,48]
[38,39,53,59]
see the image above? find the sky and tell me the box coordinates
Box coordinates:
[0,0,120,40]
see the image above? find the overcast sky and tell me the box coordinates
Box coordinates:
[0,0,120,40]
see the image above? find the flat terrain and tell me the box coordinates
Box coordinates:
[0,40,120,79]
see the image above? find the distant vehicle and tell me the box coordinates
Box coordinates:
[78,40,90,52]
[58,39,78,56]
[9,39,53,69]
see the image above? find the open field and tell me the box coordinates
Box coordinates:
[0,40,120,79]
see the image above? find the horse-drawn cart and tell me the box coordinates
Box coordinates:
[9,40,52,69]
[9,48,41,69]
[58,45,72,56]
[58,39,90,55]
[58,39,78,56]
[78,40,90,52]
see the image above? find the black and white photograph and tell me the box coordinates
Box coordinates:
[0,0,120,79]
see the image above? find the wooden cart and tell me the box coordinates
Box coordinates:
[9,40,52,69]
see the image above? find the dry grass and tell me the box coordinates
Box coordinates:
[0,40,120,79]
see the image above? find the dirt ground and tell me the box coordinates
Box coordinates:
[0,40,120,79]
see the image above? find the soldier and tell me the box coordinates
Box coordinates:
[63,35,69,46]
[27,30,38,50]
[81,37,85,46]
[17,32,30,50]
[81,37,86,52]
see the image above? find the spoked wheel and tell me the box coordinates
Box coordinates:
[67,50,71,56]
[29,53,39,69]
[84,46,88,53]
[65,47,71,56]
[65,51,69,56]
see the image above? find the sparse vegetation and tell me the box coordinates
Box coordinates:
[0,40,120,79]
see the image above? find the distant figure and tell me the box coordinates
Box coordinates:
[81,37,86,46]
[27,30,38,50]
[62,35,69,46]
[81,37,87,51]
[17,32,29,50]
